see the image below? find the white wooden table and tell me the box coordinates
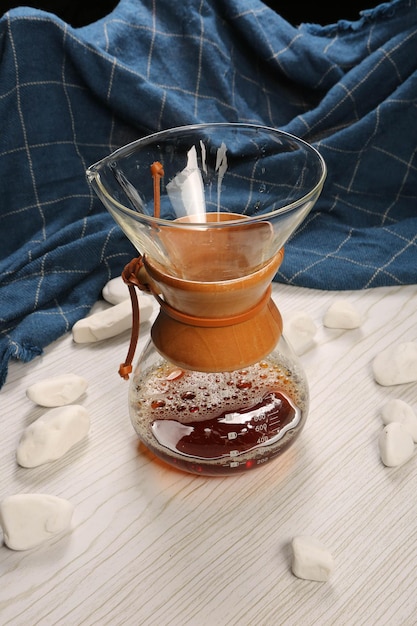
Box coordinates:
[1,282,417,626]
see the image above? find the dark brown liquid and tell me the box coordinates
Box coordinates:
[130,359,307,475]
[152,390,298,457]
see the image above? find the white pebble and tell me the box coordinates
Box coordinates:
[16,405,90,468]
[285,311,317,356]
[372,342,417,386]
[323,300,362,329]
[381,399,417,442]
[378,422,414,467]
[72,298,153,343]
[0,494,74,551]
[102,276,129,305]
[26,374,88,407]
[291,535,334,582]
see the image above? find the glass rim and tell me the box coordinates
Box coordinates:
[86,122,327,228]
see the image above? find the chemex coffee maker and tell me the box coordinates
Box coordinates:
[87,123,326,475]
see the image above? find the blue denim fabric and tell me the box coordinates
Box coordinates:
[0,0,416,386]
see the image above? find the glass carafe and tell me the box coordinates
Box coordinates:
[86,123,326,475]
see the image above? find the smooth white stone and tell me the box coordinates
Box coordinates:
[16,405,90,468]
[0,494,74,551]
[72,298,153,343]
[381,399,417,442]
[26,374,88,407]
[323,300,362,329]
[291,535,334,582]
[372,342,417,386]
[285,312,317,356]
[378,422,415,467]
[102,276,129,305]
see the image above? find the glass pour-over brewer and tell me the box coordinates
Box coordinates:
[86,124,326,475]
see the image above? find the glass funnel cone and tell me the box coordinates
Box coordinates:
[87,123,326,282]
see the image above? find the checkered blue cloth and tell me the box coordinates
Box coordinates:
[1,0,416,388]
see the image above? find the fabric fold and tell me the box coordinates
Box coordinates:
[1,0,416,388]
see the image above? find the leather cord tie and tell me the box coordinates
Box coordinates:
[118,256,152,380]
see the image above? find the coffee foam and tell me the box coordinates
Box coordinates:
[129,355,308,469]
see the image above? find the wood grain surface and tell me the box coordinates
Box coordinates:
[1,283,417,626]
